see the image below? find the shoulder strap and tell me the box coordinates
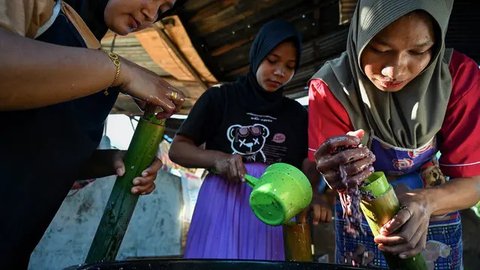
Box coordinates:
[34,0,101,49]
[34,0,62,38]
[61,1,101,49]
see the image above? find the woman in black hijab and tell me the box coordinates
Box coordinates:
[169,19,307,259]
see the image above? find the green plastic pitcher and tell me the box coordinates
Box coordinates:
[244,163,312,226]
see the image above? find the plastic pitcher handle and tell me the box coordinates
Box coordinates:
[244,174,257,187]
[209,169,256,187]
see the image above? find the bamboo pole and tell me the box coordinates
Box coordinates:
[283,221,313,262]
[85,106,165,263]
[360,172,427,270]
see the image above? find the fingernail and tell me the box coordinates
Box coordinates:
[142,171,148,177]
[133,180,140,185]
[399,254,407,259]
[132,188,138,193]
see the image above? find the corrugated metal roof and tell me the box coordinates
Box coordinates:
[107,0,479,118]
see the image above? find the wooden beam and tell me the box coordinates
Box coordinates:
[135,16,217,86]
[153,23,209,90]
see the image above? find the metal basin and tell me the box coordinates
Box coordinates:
[67,258,373,270]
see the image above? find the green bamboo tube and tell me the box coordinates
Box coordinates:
[85,106,165,263]
[360,172,427,270]
[473,201,480,218]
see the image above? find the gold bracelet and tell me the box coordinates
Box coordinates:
[105,51,121,96]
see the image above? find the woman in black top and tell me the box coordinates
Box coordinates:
[169,19,307,260]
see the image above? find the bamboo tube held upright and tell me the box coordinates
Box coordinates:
[85,105,165,263]
[360,172,427,270]
[283,221,313,262]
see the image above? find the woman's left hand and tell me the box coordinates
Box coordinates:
[79,149,162,195]
[374,188,433,258]
[113,154,163,195]
[132,157,162,195]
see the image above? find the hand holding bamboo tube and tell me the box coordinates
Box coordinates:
[360,172,427,270]
[85,104,166,263]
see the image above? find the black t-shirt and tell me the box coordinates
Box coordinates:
[177,84,308,169]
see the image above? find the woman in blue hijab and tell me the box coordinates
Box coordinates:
[169,19,307,259]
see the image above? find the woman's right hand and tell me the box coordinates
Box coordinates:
[117,57,185,118]
[212,153,247,183]
[314,130,375,191]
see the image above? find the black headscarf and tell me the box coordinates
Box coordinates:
[64,0,188,40]
[234,19,302,113]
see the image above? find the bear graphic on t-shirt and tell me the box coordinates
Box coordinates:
[227,123,269,162]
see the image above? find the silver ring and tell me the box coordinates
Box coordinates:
[399,205,412,216]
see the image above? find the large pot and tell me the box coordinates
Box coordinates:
[67,258,374,270]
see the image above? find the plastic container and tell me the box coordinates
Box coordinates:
[244,162,312,226]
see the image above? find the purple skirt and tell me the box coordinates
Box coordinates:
[183,163,284,260]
